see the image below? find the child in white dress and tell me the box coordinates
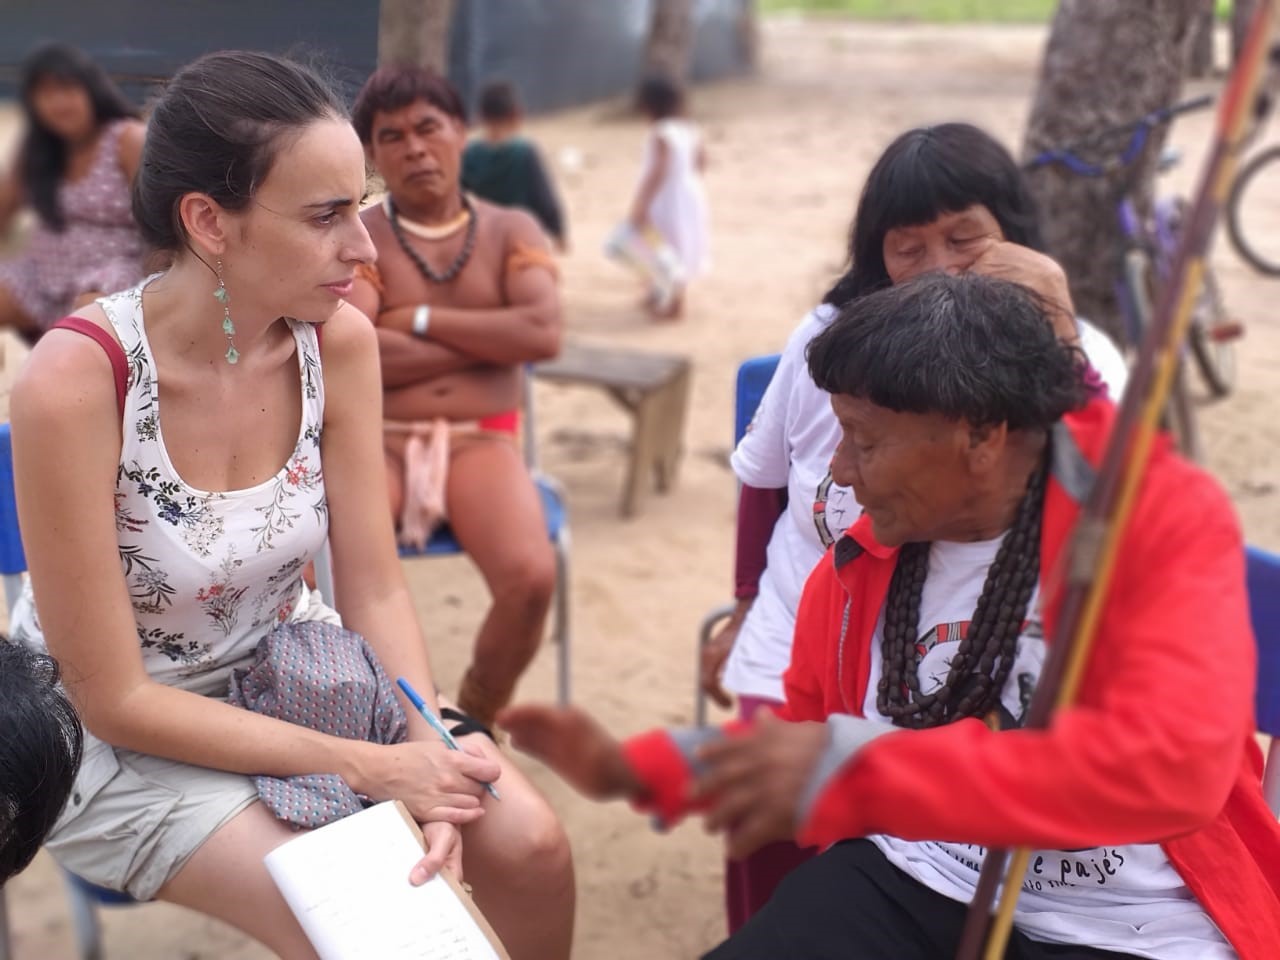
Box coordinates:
[606,72,709,318]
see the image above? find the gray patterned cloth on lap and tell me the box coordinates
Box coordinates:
[228,620,408,828]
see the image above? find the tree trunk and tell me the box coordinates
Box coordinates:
[378,0,456,71]
[1232,0,1262,66]
[1021,0,1205,342]
[643,0,696,81]
[1188,5,1216,77]
[737,0,761,73]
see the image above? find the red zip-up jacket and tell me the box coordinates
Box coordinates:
[624,400,1280,959]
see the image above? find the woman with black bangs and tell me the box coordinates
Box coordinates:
[687,122,1131,934]
[0,43,146,337]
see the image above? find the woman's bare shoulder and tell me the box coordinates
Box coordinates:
[12,304,122,426]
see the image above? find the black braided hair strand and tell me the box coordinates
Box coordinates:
[875,456,1049,729]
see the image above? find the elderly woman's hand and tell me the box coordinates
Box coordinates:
[968,240,1080,345]
[694,710,828,859]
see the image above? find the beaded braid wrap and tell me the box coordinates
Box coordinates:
[876,455,1049,729]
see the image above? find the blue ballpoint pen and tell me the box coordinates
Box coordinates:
[396,677,501,800]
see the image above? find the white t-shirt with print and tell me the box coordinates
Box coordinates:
[862,537,1233,959]
[725,306,1130,703]
[725,304,851,700]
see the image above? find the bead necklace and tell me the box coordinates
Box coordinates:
[384,195,473,240]
[386,194,478,285]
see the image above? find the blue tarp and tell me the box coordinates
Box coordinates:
[0,0,380,103]
[0,0,751,111]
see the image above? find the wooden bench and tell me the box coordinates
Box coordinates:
[534,342,693,518]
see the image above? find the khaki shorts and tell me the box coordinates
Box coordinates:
[43,588,342,901]
[46,742,259,901]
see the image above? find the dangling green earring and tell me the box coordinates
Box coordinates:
[214,258,239,365]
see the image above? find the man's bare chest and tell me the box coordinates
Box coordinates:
[374,220,507,310]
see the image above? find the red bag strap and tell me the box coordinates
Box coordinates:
[50,317,128,418]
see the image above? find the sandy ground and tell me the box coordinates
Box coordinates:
[3,17,1278,960]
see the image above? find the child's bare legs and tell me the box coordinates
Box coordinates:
[158,802,319,959]
[447,434,555,728]
[453,721,576,959]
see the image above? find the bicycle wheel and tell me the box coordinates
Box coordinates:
[1227,144,1280,276]
[1187,267,1237,398]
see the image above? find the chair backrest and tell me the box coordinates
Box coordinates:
[734,354,781,446]
[1247,545,1280,737]
[521,364,540,473]
[0,423,26,614]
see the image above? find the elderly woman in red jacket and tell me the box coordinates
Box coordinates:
[502,272,1280,960]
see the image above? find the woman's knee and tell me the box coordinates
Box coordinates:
[463,763,572,878]
[488,796,570,871]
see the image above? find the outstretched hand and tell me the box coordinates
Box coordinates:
[694,710,829,859]
[498,704,643,802]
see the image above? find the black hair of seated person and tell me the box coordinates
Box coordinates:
[807,271,1087,433]
[0,641,82,884]
[822,122,1044,308]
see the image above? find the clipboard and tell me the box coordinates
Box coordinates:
[264,799,512,960]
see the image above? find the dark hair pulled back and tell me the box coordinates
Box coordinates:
[131,50,345,253]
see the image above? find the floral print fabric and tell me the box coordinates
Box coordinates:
[13,279,329,683]
[0,121,147,329]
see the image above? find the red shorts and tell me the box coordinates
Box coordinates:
[478,410,519,436]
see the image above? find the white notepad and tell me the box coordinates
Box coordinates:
[264,800,509,960]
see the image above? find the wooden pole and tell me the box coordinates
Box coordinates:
[954,3,1277,957]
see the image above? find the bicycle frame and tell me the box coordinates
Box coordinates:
[1025,94,1218,460]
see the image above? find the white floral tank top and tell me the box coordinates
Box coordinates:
[14,279,329,684]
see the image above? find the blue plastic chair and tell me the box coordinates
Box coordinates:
[1246,545,1280,814]
[694,354,781,727]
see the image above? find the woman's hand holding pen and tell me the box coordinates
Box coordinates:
[345,739,502,826]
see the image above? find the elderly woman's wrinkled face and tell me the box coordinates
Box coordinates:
[829,393,979,546]
[882,204,1003,285]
